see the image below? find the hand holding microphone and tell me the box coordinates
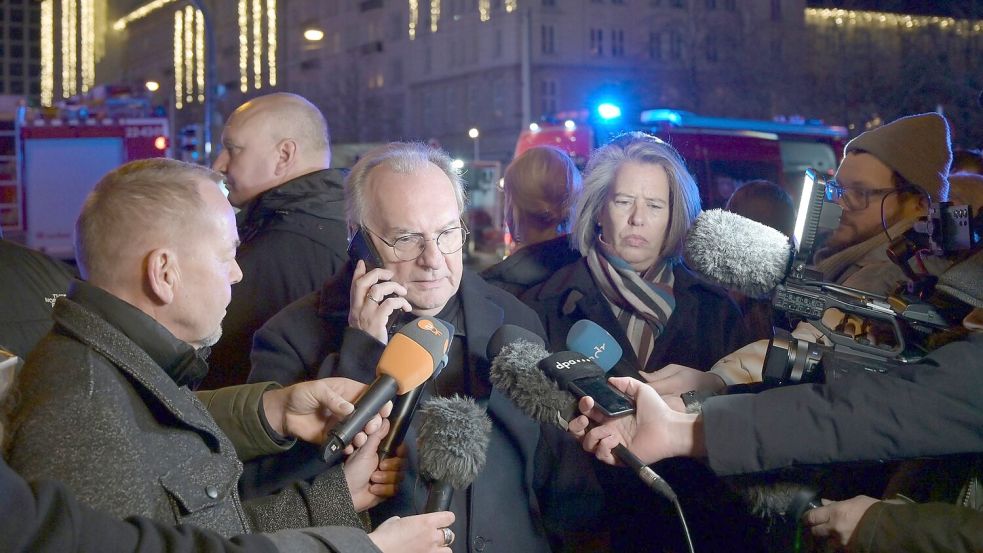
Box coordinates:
[487,325,675,502]
[320,317,452,465]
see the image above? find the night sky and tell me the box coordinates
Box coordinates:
[806,0,983,17]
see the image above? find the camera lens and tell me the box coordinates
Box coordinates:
[763,330,826,386]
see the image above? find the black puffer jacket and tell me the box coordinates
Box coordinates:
[204,169,349,390]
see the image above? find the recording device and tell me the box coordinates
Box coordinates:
[685,169,979,386]
[567,320,623,372]
[376,321,454,462]
[486,325,674,502]
[417,395,491,513]
[539,352,634,417]
[348,227,404,336]
[320,317,451,465]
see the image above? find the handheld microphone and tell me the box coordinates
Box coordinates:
[744,482,822,521]
[487,327,676,503]
[538,352,634,417]
[377,321,455,463]
[320,317,451,465]
[417,395,491,513]
[566,320,623,372]
[684,209,793,298]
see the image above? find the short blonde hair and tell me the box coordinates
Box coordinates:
[344,142,465,230]
[571,132,701,259]
[504,146,582,234]
[75,158,222,283]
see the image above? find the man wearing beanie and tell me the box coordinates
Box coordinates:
[815,112,952,293]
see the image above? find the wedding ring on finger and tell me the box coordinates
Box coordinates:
[440,527,455,547]
[365,291,382,304]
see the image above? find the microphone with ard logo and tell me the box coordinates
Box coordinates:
[566,320,623,372]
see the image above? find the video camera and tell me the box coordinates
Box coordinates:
[763,169,980,386]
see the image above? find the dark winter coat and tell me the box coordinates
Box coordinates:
[703,333,983,475]
[0,456,382,553]
[0,239,76,358]
[5,281,364,538]
[204,169,350,390]
[480,235,582,298]
[246,266,554,553]
[521,258,765,553]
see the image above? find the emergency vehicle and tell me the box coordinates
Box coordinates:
[0,97,170,259]
[515,107,849,209]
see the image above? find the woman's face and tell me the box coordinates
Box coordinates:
[598,161,671,272]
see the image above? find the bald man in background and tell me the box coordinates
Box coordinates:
[205,93,349,389]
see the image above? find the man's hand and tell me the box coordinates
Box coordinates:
[640,364,726,396]
[804,495,880,549]
[566,376,705,466]
[349,260,412,344]
[262,377,392,449]
[343,420,406,512]
[369,512,456,553]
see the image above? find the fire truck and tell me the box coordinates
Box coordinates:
[0,96,170,259]
[515,106,849,209]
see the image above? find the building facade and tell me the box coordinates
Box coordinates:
[62,0,983,163]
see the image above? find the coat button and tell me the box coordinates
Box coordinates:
[473,536,487,551]
[205,485,219,499]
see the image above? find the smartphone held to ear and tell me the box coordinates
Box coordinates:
[348,227,386,271]
[348,227,405,336]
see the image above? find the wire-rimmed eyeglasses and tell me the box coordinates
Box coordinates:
[362,223,470,262]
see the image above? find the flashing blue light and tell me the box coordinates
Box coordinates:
[596,103,622,121]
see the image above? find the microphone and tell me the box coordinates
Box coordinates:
[487,327,677,503]
[377,321,455,463]
[743,482,822,521]
[320,317,451,465]
[566,320,623,372]
[684,209,793,298]
[417,395,491,512]
[538,352,634,417]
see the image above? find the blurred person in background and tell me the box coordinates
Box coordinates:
[206,93,349,390]
[723,180,796,339]
[482,146,583,297]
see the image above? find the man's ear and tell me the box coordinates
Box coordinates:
[274,139,298,175]
[146,248,179,305]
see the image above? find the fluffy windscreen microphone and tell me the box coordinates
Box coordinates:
[489,339,578,428]
[740,481,822,521]
[684,209,793,298]
[417,395,492,513]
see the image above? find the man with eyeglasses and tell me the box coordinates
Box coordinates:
[245,142,554,553]
[814,112,953,293]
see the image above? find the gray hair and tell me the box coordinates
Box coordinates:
[75,158,222,284]
[571,132,702,258]
[344,142,465,231]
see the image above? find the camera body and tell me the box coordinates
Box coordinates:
[762,169,978,387]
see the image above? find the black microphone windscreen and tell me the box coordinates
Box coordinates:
[417,395,491,489]
[489,340,578,427]
[740,481,820,519]
[684,209,792,298]
[486,324,545,361]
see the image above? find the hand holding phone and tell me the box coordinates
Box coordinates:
[348,228,411,341]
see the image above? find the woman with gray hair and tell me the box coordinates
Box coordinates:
[523,132,763,553]
[522,132,753,375]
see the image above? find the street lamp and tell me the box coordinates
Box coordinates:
[304,28,324,41]
[468,127,480,162]
[145,80,160,92]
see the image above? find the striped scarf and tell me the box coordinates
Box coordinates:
[586,239,676,368]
